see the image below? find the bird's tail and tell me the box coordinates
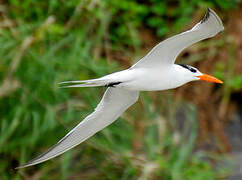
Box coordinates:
[58,78,108,88]
[59,70,129,88]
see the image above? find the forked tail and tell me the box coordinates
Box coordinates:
[59,78,109,88]
[59,69,130,88]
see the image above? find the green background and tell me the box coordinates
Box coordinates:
[0,0,241,179]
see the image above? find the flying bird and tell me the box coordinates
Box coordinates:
[17,8,224,168]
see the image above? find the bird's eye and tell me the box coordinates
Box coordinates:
[190,68,197,73]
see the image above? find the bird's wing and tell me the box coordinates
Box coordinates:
[132,8,224,68]
[16,88,139,168]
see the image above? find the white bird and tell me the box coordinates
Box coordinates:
[17,8,224,169]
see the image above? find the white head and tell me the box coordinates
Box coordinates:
[174,64,223,85]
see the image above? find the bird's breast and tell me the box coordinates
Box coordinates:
[118,67,184,91]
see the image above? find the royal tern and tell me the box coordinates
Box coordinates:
[17,8,224,168]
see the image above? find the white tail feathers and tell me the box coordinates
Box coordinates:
[59,78,108,88]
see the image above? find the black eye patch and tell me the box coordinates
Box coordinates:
[178,64,197,73]
[189,67,197,73]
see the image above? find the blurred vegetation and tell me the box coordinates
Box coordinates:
[0,0,241,179]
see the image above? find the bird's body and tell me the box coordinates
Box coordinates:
[17,8,224,168]
[99,65,192,91]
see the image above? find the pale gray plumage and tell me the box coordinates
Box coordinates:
[132,8,223,68]
[16,88,139,168]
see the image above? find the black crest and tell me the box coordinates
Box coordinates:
[178,64,197,73]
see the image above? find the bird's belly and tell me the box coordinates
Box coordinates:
[118,68,182,91]
[122,79,176,91]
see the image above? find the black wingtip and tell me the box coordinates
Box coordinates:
[201,8,210,24]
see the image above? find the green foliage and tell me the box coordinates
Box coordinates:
[0,0,241,179]
[6,0,241,44]
[214,62,242,91]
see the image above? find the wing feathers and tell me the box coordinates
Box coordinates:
[132,8,224,68]
[16,88,139,168]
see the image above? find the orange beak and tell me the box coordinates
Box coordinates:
[196,74,223,84]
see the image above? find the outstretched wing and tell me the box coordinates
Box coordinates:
[17,88,139,168]
[132,8,224,68]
